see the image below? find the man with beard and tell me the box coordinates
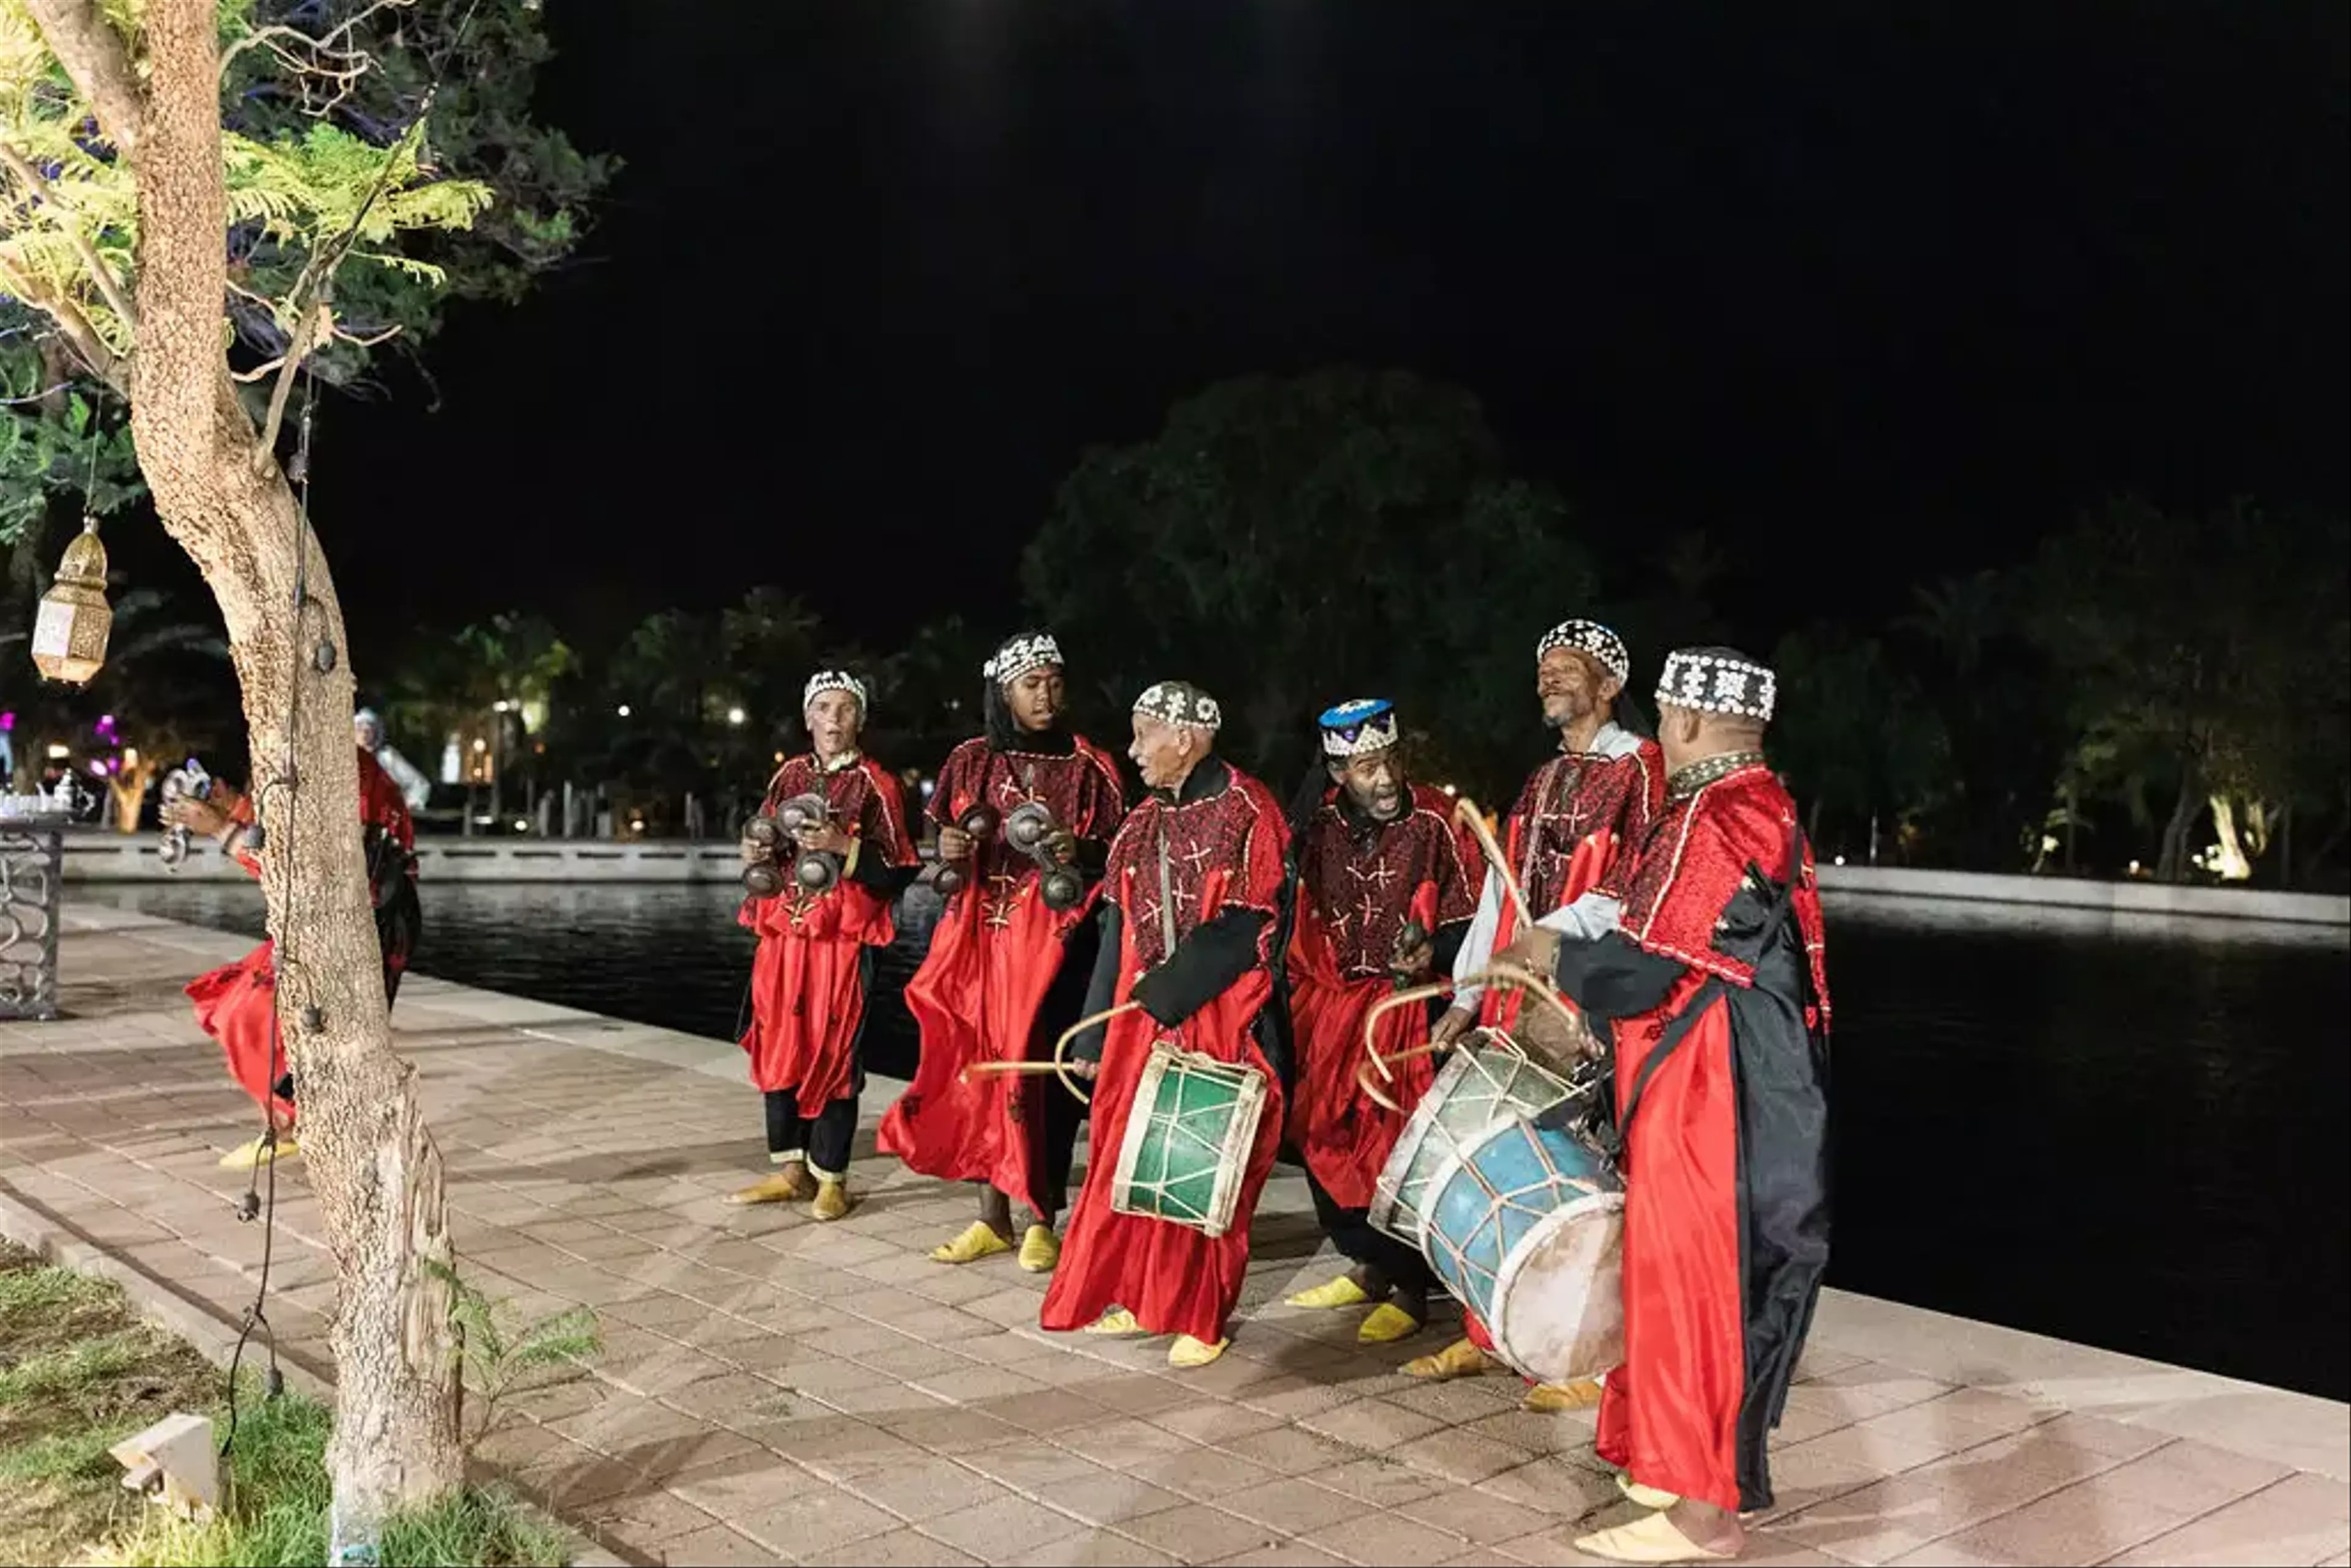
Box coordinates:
[1041,681,1290,1369]
[880,631,1128,1272]
[1281,699,1479,1344]
[165,741,421,1169]
[1501,647,1832,1563]
[729,671,918,1219]
[1406,618,1665,1408]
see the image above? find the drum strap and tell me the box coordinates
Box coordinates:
[1154,813,1179,959]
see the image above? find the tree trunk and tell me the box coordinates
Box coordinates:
[124,0,461,1548]
[2154,763,2202,883]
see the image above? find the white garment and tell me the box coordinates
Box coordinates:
[374,743,433,811]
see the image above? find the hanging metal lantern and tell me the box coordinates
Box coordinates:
[30,517,112,686]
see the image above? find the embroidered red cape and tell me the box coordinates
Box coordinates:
[1285,783,1479,1209]
[1479,735,1665,1030]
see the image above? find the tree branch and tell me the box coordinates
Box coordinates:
[252,298,330,468]
[0,253,126,393]
[20,0,143,157]
[0,138,140,334]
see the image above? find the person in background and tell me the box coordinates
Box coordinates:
[167,745,420,1169]
[353,707,433,812]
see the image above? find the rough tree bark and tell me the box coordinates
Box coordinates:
[2155,760,2203,884]
[32,0,463,1546]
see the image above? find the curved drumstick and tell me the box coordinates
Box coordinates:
[1043,999,1141,1106]
[1359,961,1588,1089]
[1479,958,1587,1044]
[1363,977,1456,1084]
[1453,796,1536,932]
[1357,1060,1404,1115]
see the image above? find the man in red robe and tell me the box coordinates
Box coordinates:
[1408,618,1666,1406]
[729,670,918,1219]
[167,740,421,1169]
[1280,699,1478,1345]
[1040,680,1289,1369]
[880,631,1127,1272]
[1507,646,1832,1563]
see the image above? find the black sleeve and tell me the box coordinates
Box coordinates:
[1554,930,1687,1021]
[1429,917,1471,981]
[846,840,918,895]
[1070,904,1126,1063]
[1130,907,1272,1028]
[1071,835,1111,880]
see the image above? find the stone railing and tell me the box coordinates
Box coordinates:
[1815,863,2349,926]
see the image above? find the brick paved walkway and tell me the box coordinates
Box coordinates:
[4,906,2345,1567]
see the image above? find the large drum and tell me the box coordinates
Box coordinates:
[1422,1115,1625,1385]
[1109,1041,1270,1239]
[1367,1033,1585,1247]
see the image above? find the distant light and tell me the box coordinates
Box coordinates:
[1438,782,1457,797]
[512,818,528,831]
[615,704,632,718]
[1833,855,1847,866]
[472,737,487,752]
[124,747,139,767]
[89,759,108,777]
[727,707,747,726]
[46,743,69,760]
[2128,860,2142,875]
[492,700,510,713]
[773,750,786,763]
[473,814,495,825]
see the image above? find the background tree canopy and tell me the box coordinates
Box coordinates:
[1024,367,1603,803]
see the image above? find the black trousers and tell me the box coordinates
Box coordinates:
[1022,915,1099,1216]
[759,948,872,1179]
[1304,1165,1431,1292]
[765,1087,860,1177]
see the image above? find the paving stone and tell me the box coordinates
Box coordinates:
[12,911,2343,1568]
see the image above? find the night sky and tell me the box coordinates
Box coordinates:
[169,1,2346,673]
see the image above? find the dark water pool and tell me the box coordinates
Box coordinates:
[91,880,2350,1402]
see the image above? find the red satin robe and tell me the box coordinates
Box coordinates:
[1040,761,1289,1346]
[737,753,918,1116]
[1285,784,1479,1209]
[880,733,1126,1215]
[187,748,416,1125]
[1578,761,1833,1514]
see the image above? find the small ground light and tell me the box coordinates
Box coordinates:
[111,1412,216,1521]
[617,704,632,718]
[727,707,747,726]
[1834,855,1847,866]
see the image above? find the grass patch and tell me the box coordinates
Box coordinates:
[0,1242,575,1567]
[0,1243,222,1567]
